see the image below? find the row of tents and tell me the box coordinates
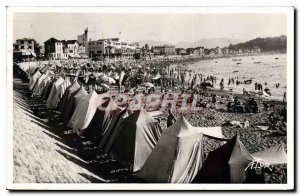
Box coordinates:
[27,68,287,183]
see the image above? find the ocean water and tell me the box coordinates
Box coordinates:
[185,53,287,100]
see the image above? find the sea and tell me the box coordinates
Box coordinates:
[183,53,287,101]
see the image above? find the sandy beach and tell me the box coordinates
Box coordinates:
[13,68,287,183]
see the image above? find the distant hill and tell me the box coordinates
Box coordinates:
[175,38,245,49]
[138,38,245,49]
[138,40,170,47]
[229,35,287,52]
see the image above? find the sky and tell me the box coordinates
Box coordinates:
[13,13,287,44]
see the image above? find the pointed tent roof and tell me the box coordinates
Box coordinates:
[82,97,125,144]
[51,77,71,107]
[59,80,80,113]
[62,86,88,125]
[28,71,42,91]
[109,108,162,172]
[35,75,52,96]
[137,116,206,183]
[46,77,65,107]
[73,86,89,106]
[67,90,100,132]
[192,134,254,183]
[32,73,48,94]
[251,143,287,165]
[228,135,253,183]
[169,116,223,139]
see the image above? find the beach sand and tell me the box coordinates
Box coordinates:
[12,71,287,183]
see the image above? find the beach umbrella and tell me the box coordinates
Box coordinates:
[144,82,155,88]
[106,77,116,84]
[99,83,110,90]
[205,80,213,85]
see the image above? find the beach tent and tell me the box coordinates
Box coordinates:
[191,134,253,183]
[32,73,48,95]
[42,77,57,100]
[58,80,80,113]
[57,77,72,100]
[35,76,52,96]
[103,110,129,153]
[67,90,105,133]
[50,77,71,108]
[61,86,88,125]
[28,71,42,91]
[82,97,125,145]
[136,116,205,183]
[108,108,162,172]
[99,108,128,150]
[251,143,287,165]
[46,77,65,107]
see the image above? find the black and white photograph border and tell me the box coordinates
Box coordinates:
[6,6,294,190]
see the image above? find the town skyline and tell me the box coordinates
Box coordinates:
[13,13,287,46]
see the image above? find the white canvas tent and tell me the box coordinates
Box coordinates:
[61,85,88,125]
[83,97,126,146]
[59,80,80,113]
[108,108,162,172]
[252,143,287,165]
[51,77,71,108]
[28,71,42,91]
[46,77,65,107]
[137,116,208,183]
[32,73,48,95]
[35,76,52,96]
[67,90,107,133]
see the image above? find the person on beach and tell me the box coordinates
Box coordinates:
[167,109,176,128]
[219,79,224,90]
[212,94,217,104]
[283,92,287,104]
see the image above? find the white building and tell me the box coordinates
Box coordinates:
[88,38,137,59]
[77,28,89,55]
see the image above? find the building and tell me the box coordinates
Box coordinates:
[61,40,80,58]
[194,47,205,56]
[175,48,187,55]
[88,38,137,59]
[251,46,261,53]
[243,48,251,54]
[77,28,89,55]
[153,45,176,56]
[221,47,229,54]
[13,38,37,62]
[204,48,211,55]
[44,38,67,60]
[15,38,35,51]
[215,47,222,55]
[209,48,216,56]
[186,48,195,55]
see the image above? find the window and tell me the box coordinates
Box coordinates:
[21,41,24,44]
[20,46,24,49]
[28,46,32,49]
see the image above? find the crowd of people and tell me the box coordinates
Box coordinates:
[20,55,288,128]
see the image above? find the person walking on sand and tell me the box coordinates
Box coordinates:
[167,109,176,128]
[212,94,217,104]
[283,92,287,104]
[219,78,224,90]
